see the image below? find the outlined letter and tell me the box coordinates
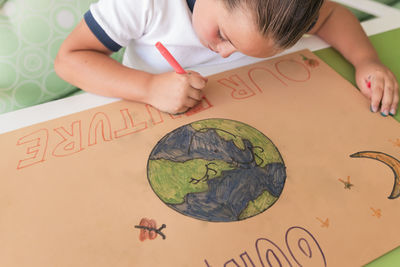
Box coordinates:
[146,104,164,125]
[114,109,147,138]
[16,128,49,169]
[218,74,256,99]
[88,112,113,146]
[255,238,292,267]
[248,67,288,92]
[285,226,326,267]
[52,121,84,157]
[186,97,213,116]
[275,60,310,82]
[224,259,240,267]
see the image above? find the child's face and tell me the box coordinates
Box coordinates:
[192,0,281,58]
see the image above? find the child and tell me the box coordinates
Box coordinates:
[55,0,398,116]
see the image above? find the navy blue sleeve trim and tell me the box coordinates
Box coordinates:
[186,0,196,12]
[84,10,122,52]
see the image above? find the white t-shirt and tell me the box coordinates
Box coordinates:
[85,0,244,74]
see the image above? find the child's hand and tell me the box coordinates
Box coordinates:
[146,71,208,114]
[355,60,399,116]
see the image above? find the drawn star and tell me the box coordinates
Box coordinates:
[370,207,382,218]
[316,217,329,228]
[338,176,354,190]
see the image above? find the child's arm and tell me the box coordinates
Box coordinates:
[55,19,207,114]
[308,1,399,116]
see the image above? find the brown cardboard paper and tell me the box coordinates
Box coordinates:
[0,50,399,267]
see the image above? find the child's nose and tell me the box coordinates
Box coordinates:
[218,47,237,58]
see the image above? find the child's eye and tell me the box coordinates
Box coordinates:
[217,29,227,41]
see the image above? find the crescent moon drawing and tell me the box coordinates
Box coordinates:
[350,151,400,199]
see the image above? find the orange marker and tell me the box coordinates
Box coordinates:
[155,42,186,74]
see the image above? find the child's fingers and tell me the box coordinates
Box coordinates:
[380,79,395,116]
[184,97,200,108]
[370,76,384,112]
[187,75,207,90]
[360,76,372,99]
[188,88,204,101]
[188,71,208,82]
[390,84,399,116]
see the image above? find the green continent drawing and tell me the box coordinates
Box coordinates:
[147,119,287,222]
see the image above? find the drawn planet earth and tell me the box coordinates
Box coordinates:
[147,118,287,222]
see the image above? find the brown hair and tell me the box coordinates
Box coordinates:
[222,0,324,48]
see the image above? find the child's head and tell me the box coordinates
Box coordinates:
[192,0,323,58]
